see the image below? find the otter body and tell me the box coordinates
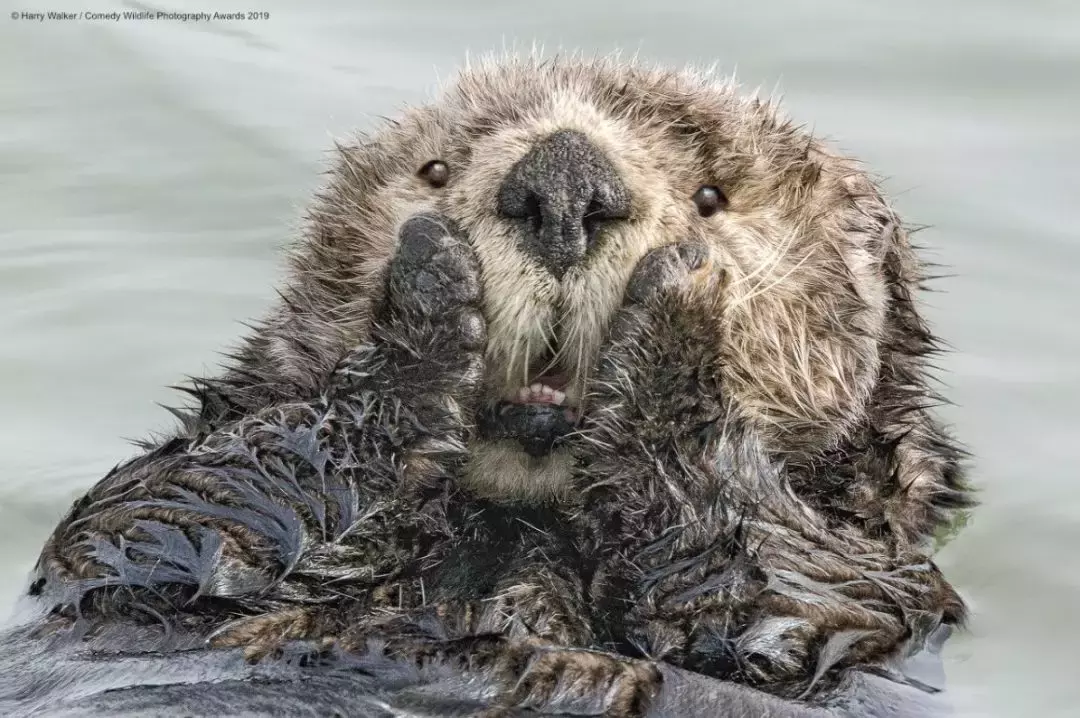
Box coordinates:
[4,55,970,717]
[0,615,952,717]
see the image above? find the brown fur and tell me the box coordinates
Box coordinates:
[30,54,971,716]
[187,55,966,532]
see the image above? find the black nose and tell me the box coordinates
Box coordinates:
[497,130,630,279]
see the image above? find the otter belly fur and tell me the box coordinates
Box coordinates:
[1,55,971,718]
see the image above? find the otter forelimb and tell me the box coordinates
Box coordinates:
[571,243,959,697]
[33,214,487,642]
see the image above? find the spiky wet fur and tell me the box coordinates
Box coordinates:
[29,54,971,714]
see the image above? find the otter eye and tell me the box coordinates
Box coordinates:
[692,185,728,217]
[418,160,449,188]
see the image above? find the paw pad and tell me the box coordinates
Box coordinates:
[625,242,709,305]
[389,212,481,317]
[397,213,448,266]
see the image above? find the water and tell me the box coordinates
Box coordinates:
[2,1,1077,715]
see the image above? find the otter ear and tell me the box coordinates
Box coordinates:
[865,219,973,549]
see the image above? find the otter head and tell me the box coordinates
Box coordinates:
[256,55,958,526]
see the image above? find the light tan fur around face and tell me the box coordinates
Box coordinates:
[241,53,944,506]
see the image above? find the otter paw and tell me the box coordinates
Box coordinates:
[331,212,487,435]
[478,577,594,646]
[490,644,662,718]
[582,242,727,442]
[384,212,485,351]
[623,241,710,305]
[600,241,723,361]
[207,606,329,664]
[607,241,724,344]
[373,212,487,397]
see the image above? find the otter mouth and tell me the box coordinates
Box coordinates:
[476,349,581,459]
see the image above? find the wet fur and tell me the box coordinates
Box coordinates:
[26,54,970,715]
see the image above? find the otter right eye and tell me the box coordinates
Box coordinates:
[692,185,728,217]
[418,160,450,188]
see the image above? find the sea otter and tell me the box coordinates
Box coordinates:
[2,55,970,717]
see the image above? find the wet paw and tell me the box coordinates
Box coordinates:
[479,576,594,646]
[331,212,488,441]
[608,241,724,346]
[493,645,663,718]
[207,606,328,664]
[592,241,726,379]
[372,212,487,400]
[580,241,728,451]
[624,241,711,306]
[385,212,485,351]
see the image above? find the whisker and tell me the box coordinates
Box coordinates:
[729,246,814,312]
[728,225,800,296]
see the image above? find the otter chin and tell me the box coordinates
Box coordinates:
[478,363,579,459]
[470,353,582,501]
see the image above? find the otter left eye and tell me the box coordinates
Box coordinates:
[692,185,728,217]
[418,160,450,188]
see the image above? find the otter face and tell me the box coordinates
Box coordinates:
[299,56,910,502]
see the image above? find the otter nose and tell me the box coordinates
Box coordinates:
[497,130,630,279]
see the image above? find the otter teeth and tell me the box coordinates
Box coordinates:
[514,383,567,405]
